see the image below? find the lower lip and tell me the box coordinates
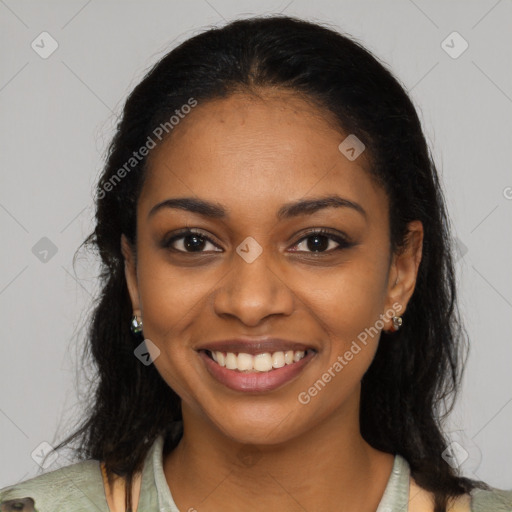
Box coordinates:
[199,350,316,393]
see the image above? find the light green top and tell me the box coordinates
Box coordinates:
[1,434,511,511]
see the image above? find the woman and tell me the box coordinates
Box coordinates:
[1,15,510,512]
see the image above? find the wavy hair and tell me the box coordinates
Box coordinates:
[54,15,487,511]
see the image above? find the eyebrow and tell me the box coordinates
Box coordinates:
[147,195,367,220]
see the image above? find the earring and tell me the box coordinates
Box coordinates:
[389,316,403,333]
[130,314,143,335]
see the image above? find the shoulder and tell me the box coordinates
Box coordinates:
[0,459,109,512]
[470,485,512,511]
[409,477,512,512]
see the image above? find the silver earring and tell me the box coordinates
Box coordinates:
[390,316,403,332]
[130,314,143,335]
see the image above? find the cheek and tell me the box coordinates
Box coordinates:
[292,250,390,378]
[133,250,210,398]
[291,251,390,340]
[291,260,390,416]
[136,249,211,332]
[331,268,388,339]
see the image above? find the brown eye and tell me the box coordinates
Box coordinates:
[296,234,335,252]
[290,229,354,254]
[162,229,222,253]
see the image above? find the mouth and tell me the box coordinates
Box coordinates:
[202,348,316,373]
[197,341,317,392]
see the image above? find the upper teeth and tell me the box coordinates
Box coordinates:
[210,350,307,372]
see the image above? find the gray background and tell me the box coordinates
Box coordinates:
[1,0,511,491]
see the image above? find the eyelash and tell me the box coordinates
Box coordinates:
[161,228,354,255]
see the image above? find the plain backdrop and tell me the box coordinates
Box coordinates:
[1,0,511,491]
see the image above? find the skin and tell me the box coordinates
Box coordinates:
[120,90,431,511]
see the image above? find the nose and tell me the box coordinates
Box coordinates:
[213,244,295,327]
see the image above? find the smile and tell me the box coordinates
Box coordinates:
[198,348,317,392]
[206,349,313,372]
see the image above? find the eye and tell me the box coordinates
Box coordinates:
[161,228,353,255]
[162,229,222,253]
[290,229,353,254]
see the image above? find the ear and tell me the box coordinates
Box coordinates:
[121,234,141,316]
[384,220,423,328]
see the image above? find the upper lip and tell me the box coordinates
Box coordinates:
[197,337,316,355]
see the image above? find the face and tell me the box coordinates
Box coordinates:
[121,91,422,445]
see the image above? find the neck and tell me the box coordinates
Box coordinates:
[164,394,394,511]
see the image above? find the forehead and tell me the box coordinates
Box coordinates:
[139,91,385,222]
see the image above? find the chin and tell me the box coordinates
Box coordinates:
[204,403,305,446]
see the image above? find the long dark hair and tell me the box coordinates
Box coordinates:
[53,15,487,511]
